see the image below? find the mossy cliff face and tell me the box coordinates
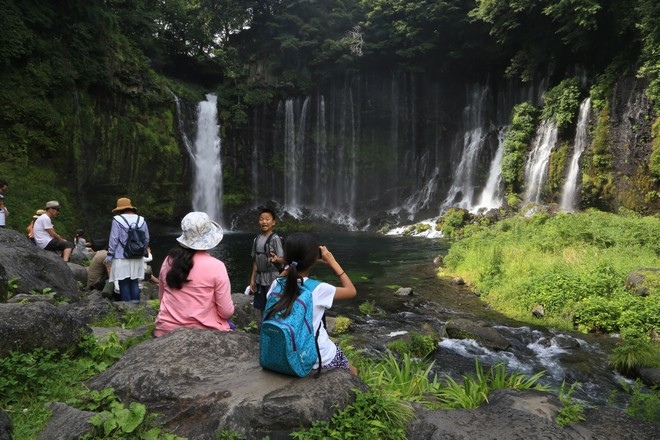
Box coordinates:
[582,78,659,214]
[71,90,193,235]
[0,85,195,239]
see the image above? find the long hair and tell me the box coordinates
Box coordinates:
[165,245,196,289]
[265,232,319,320]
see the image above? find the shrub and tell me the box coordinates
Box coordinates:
[541,78,581,130]
[386,332,438,358]
[501,102,538,192]
[291,389,413,440]
[609,339,660,375]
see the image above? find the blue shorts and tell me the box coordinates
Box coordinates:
[254,284,268,310]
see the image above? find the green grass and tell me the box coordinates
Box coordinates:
[442,210,660,337]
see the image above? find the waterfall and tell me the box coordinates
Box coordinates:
[475,126,507,211]
[442,85,490,210]
[283,97,310,216]
[314,96,328,208]
[523,120,558,203]
[560,98,591,212]
[172,94,194,158]
[191,94,223,225]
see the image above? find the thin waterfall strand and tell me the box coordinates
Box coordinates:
[524,120,558,203]
[475,126,507,210]
[560,98,591,212]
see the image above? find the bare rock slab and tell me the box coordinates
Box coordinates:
[86,328,367,439]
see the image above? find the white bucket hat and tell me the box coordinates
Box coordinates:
[176,212,223,250]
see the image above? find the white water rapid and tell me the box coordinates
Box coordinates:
[523,120,558,203]
[191,94,223,225]
[560,98,591,212]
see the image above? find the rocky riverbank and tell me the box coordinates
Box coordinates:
[0,228,658,438]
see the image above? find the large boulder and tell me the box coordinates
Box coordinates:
[86,328,367,439]
[0,228,79,302]
[0,302,91,357]
[407,388,660,439]
[444,318,511,350]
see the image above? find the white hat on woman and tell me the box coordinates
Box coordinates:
[176,212,223,250]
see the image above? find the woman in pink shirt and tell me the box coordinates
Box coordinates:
[155,212,234,336]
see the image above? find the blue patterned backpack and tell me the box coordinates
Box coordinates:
[260,278,322,377]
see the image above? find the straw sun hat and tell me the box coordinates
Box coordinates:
[32,209,46,219]
[112,197,137,213]
[176,212,224,250]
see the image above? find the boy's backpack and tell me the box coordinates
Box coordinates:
[117,214,147,259]
[260,278,323,377]
[253,233,281,273]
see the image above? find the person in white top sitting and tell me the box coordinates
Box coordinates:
[32,201,74,262]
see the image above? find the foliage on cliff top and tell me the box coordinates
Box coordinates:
[442,210,660,341]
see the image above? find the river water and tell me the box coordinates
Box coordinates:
[149,231,632,408]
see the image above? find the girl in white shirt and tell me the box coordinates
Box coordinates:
[266,232,358,374]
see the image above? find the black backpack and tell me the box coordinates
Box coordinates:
[117,214,147,259]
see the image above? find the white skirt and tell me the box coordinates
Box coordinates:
[109,258,145,282]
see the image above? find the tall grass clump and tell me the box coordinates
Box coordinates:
[442,210,660,337]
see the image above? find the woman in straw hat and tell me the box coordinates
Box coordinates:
[26,209,45,243]
[105,197,150,303]
[154,211,234,336]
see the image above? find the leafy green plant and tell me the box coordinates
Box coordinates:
[386,332,438,358]
[333,316,352,334]
[621,380,660,422]
[541,78,581,130]
[28,287,55,296]
[501,102,539,193]
[291,389,413,440]
[555,382,585,427]
[6,276,19,298]
[88,400,147,437]
[358,300,376,315]
[215,431,247,440]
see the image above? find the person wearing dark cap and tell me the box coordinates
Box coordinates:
[105,197,150,303]
[32,201,75,262]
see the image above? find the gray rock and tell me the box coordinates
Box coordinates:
[532,304,545,318]
[38,402,97,440]
[86,328,367,439]
[0,302,91,357]
[0,409,11,440]
[0,228,79,302]
[66,262,88,286]
[445,318,511,350]
[451,276,465,285]
[231,292,261,332]
[61,292,116,325]
[407,388,660,439]
[394,287,414,296]
[625,268,659,297]
[7,293,57,304]
[637,367,660,388]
